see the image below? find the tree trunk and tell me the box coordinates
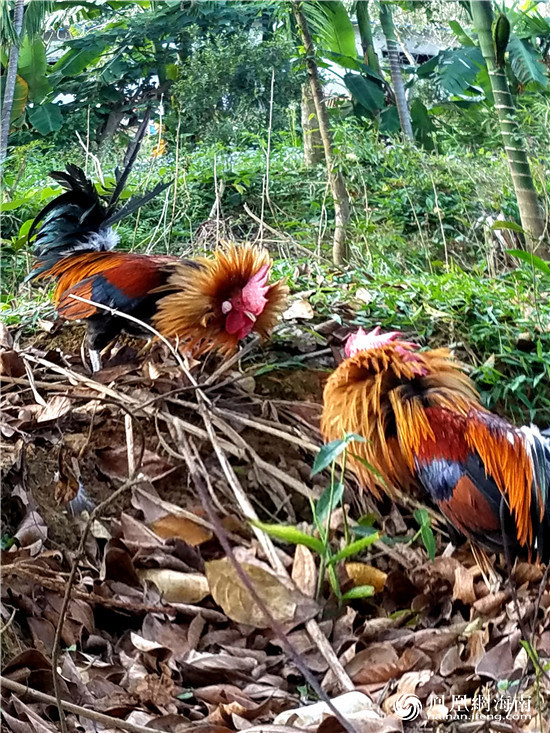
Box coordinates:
[470,0,548,257]
[379,1,414,141]
[293,2,350,266]
[356,0,380,74]
[97,105,125,153]
[0,0,25,166]
[301,83,324,167]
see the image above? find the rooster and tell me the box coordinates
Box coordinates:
[321,327,550,561]
[27,170,287,371]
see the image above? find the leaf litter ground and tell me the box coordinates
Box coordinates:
[1,321,550,733]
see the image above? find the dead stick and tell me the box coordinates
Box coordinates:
[2,565,226,622]
[213,406,320,454]
[178,434,358,733]
[196,402,356,695]
[50,460,147,733]
[0,677,171,733]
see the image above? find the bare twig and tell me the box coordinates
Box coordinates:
[23,359,47,406]
[174,433,360,733]
[125,413,135,476]
[0,677,172,733]
[2,564,225,620]
[213,406,320,454]
[0,607,16,634]
[50,420,147,733]
[202,335,260,386]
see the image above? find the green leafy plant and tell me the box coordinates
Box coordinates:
[254,434,380,604]
[412,508,436,560]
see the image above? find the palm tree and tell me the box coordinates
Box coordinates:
[356,0,381,74]
[292,1,351,265]
[378,0,413,140]
[1,0,25,165]
[470,0,548,257]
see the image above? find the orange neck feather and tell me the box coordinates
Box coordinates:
[321,343,479,495]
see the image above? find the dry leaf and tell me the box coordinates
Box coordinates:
[151,514,213,546]
[346,645,428,685]
[0,349,25,377]
[274,691,382,727]
[97,446,172,481]
[36,396,72,423]
[475,631,521,681]
[473,590,509,615]
[130,670,175,707]
[512,562,543,585]
[0,322,13,349]
[283,299,314,320]
[452,565,476,604]
[355,287,373,304]
[206,558,302,627]
[15,510,48,551]
[138,569,209,603]
[291,544,317,598]
[345,563,387,593]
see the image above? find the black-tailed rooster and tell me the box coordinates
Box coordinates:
[27,168,287,371]
[321,327,550,561]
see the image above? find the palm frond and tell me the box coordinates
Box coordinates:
[23,0,54,38]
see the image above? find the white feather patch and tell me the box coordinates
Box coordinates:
[85,228,119,251]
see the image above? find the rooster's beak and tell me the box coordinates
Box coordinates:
[244,311,256,322]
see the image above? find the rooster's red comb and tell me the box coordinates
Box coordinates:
[344,327,418,358]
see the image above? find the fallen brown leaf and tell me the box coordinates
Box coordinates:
[151,514,213,546]
[0,350,25,377]
[346,644,429,685]
[206,558,314,628]
[452,564,477,605]
[475,631,521,681]
[138,569,209,604]
[283,299,314,320]
[36,396,71,423]
[291,544,317,598]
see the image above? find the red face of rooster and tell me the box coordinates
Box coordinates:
[345,326,419,358]
[221,264,270,339]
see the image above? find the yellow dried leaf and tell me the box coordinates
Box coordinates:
[138,569,209,603]
[150,514,213,546]
[291,544,317,598]
[206,558,297,627]
[345,563,387,593]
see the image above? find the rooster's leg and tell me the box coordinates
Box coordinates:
[89,349,102,373]
[87,319,112,373]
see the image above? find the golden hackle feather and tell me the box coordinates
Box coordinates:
[465,419,534,547]
[152,242,288,357]
[321,344,480,497]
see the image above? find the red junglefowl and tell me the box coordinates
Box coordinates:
[27,170,287,372]
[321,327,550,561]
